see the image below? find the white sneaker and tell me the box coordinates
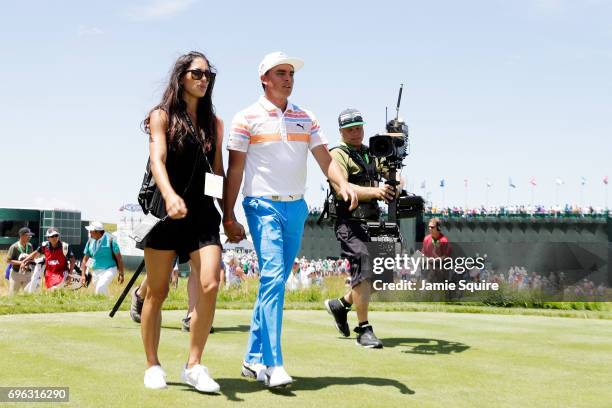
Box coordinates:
[264,366,293,388]
[241,361,266,382]
[144,365,167,389]
[181,364,220,393]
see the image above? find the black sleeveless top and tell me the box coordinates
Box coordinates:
[165,126,216,206]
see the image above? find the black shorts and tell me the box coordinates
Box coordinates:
[335,219,372,288]
[137,204,221,264]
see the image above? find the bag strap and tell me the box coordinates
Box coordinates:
[183,112,214,174]
[109,236,119,266]
[146,115,202,216]
[333,145,375,177]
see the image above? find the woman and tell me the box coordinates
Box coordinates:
[224,255,246,288]
[139,51,224,392]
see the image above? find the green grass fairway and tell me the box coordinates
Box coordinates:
[1,310,611,407]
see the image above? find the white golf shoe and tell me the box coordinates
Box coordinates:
[264,366,293,388]
[181,364,220,393]
[241,361,267,382]
[144,365,167,389]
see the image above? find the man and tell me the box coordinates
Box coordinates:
[20,227,76,291]
[223,51,357,387]
[285,259,301,291]
[6,227,35,295]
[81,221,124,295]
[324,108,399,349]
[422,217,451,282]
[300,262,316,289]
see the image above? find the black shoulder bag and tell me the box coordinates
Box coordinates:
[137,112,203,216]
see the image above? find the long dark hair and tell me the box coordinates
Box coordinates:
[143,51,217,150]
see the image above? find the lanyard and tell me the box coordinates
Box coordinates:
[17,242,30,254]
[90,235,105,257]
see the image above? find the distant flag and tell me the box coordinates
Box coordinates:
[464,178,468,188]
[555,178,564,186]
[119,204,142,212]
[508,178,516,188]
[604,176,609,185]
[420,180,426,189]
[581,177,586,186]
[440,179,445,188]
[530,177,536,187]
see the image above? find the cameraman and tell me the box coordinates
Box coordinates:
[324,108,398,349]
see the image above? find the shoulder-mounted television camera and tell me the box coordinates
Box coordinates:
[320,84,425,234]
[369,119,410,161]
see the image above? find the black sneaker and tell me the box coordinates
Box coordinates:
[354,325,383,349]
[324,298,350,337]
[182,316,191,332]
[130,286,144,324]
[181,316,214,333]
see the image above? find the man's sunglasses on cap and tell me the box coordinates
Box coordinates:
[340,115,363,127]
[186,69,216,81]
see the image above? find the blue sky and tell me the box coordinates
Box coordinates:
[1,0,610,222]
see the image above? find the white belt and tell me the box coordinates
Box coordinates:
[259,194,304,202]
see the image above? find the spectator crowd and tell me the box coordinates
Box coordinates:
[425,204,609,218]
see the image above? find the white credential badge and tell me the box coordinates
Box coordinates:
[204,172,224,199]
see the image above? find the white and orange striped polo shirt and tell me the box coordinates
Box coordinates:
[227,95,327,197]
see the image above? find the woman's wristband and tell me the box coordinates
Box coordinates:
[223,219,235,226]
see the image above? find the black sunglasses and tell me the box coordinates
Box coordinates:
[186,69,216,81]
[340,115,363,127]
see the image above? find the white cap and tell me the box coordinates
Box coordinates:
[45,228,60,237]
[85,221,105,232]
[258,51,304,77]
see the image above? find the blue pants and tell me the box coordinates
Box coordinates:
[243,197,309,367]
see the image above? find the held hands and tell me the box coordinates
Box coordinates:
[165,192,188,219]
[223,219,246,243]
[338,183,358,210]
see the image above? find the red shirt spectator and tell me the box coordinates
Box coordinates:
[422,217,451,258]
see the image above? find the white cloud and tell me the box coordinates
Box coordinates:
[124,0,196,21]
[77,25,104,37]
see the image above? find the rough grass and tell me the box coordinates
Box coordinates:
[1,310,611,407]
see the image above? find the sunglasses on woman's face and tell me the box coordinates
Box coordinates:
[186,69,216,81]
